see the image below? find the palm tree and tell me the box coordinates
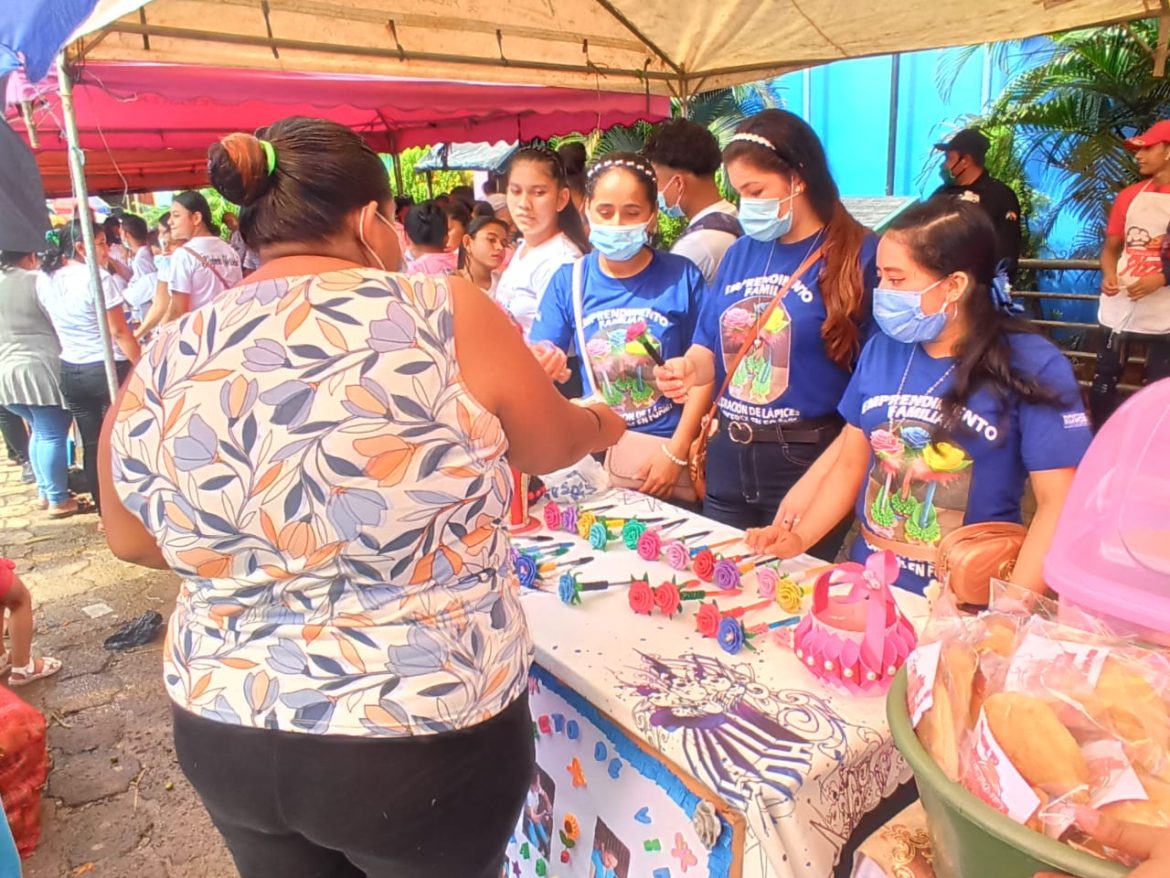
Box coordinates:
[589,82,785,157]
[956,21,1170,252]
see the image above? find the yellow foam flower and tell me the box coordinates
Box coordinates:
[923,441,968,472]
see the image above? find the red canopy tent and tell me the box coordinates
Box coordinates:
[6,63,669,195]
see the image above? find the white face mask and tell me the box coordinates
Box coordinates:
[358,205,396,271]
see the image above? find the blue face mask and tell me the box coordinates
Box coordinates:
[589,223,649,261]
[657,178,686,220]
[738,193,796,242]
[873,281,948,344]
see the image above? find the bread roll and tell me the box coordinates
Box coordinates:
[984,693,1089,798]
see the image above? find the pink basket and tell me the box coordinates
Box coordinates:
[793,551,917,696]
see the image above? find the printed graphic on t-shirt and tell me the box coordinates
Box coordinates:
[719,297,791,405]
[583,313,671,429]
[1121,224,1165,281]
[863,421,973,548]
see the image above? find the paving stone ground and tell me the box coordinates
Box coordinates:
[0,461,235,877]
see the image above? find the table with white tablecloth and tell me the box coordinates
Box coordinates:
[504,490,928,878]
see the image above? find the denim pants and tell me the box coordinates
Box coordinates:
[3,403,72,505]
[703,423,851,562]
[59,359,132,512]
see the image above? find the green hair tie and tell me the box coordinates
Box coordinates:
[259,139,277,175]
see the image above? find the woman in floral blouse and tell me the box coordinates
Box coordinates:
[97,116,624,878]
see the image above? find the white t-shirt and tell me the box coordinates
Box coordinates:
[494,233,583,337]
[123,271,158,322]
[670,200,739,286]
[130,245,156,281]
[167,236,243,311]
[36,263,127,365]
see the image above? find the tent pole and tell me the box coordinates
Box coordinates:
[56,54,120,401]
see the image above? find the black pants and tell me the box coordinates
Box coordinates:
[703,422,851,562]
[172,692,534,878]
[58,359,132,511]
[1090,327,1170,428]
[0,407,29,464]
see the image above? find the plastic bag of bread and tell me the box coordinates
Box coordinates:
[906,585,1170,864]
[905,596,975,781]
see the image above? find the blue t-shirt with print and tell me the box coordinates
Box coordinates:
[532,250,705,438]
[838,330,1093,594]
[692,232,877,426]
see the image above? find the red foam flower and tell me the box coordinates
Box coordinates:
[628,578,655,615]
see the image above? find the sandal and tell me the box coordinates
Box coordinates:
[9,656,62,686]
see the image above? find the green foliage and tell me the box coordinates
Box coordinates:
[198,188,235,240]
[957,22,1169,256]
[384,148,473,203]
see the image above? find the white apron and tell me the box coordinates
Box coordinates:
[1102,181,1170,334]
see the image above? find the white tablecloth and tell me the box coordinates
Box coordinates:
[516,490,929,878]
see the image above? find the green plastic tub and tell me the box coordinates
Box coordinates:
[886,671,1127,878]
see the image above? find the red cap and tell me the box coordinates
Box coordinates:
[1126,120,1170,150]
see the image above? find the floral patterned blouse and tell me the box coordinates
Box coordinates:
[110,269,531,737]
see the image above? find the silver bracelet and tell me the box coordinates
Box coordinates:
[660,443,688,467]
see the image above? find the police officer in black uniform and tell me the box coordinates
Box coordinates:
[931,128,1022,282]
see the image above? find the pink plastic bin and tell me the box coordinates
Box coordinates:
[1044,378,1170,645]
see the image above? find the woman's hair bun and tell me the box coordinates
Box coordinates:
[207,132,275,208]
[557,142,587,177]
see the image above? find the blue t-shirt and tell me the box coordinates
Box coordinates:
[839,331,1093,594]
[532,250,705,438]
[692,232,877,426]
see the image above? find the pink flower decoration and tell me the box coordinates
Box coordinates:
[756,566,779,598]
[664,541,690,570]
[637,531,662,562]
[625,320,650,343]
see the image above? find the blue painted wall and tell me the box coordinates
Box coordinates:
[767,39,1102,317]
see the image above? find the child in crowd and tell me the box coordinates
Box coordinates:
[0,559,60,686]
[404,202,458,276]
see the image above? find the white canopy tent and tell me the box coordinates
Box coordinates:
[68,0,1158,98]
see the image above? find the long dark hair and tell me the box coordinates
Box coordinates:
[505,147,591,254]
[208,117,391,250]
[173,190,219,237]
[42,220,96,275]
[457,215,509,271]
[723,109,869,369]
[885,199,1064,432]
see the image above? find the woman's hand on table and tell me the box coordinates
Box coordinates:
[531,342,570,383]
[745,525,806,558]
[1034,808,1170,878]
[639,447,683,498]
[654,357,695,403]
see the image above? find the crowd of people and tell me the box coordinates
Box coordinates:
[0,105,1164,876]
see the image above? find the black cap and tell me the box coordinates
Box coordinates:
[933,128,990,163]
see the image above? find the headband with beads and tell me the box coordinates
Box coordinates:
[728,132,777,152]
[587,156,656,184]
[728,131,804,170]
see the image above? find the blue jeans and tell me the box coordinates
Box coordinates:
[703,424,851,562]
[4,403,72,505]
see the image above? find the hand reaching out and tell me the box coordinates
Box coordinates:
[654,357,695,403]
[1034,807,1170,878]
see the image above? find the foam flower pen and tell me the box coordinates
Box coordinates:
[624,321,666,367]
[694,598,773,638]
[630,576,716,617]
[712,554,769,591]
[558,573,610,606]
[754,567,808,613]
[663,536,740,572]
[514,552,539,590]
[717,615,801,655]
[637,527,710,563]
